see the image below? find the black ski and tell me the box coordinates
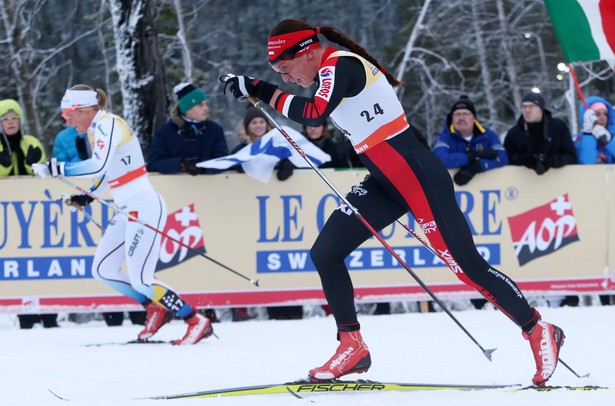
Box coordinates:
[84,339,169,347]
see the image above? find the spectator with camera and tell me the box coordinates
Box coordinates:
[504,91,576,175]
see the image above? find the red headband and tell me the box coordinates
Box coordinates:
[268,28,321,65]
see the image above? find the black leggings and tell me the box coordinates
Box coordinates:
[310,129,536,332]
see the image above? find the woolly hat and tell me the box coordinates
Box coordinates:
[173,83,207,114]
[590,101,608,112]
[243,106,267,133]
[521,92,546,110]
[0,99,24,124]
[449,95,476,117]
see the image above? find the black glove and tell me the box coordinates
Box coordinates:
[477,148,498,159]
[75,137,89,160]
[180,157,201,176]
[276,159,295,181]
[520,153,536,169]
[0,134,11,167]
[220,74,278,104]
[69,194,94,208]
[533,153,552,175]
[25,145,42,165]
[453,159,482,186]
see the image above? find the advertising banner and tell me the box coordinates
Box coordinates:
[1,165,613,313]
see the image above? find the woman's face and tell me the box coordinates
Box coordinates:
[62,107,97,134]
[593,108,609,127]
[304,125,324,140]
[0,113,21,136]
[271,54,317,88]
[247,117,269,140]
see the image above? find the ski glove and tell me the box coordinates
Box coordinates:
[60,193,93,211]
[25,145,43,165]
[220,74,278,104]
[32,158,65,178]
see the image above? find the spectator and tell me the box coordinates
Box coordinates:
[433,95,509,185]
[574,96,615,306]
[147,82,228,175]
[575,96,615,164]
[0,98,54,328]
[232,105,295,181]
[52,126,89,163]
[302,121,363,168]
[504,91,576,175]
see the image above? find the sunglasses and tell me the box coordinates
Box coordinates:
[269,34,319,66]
[61,105,94,121]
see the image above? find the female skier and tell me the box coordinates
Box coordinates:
[33,85,212,345]
[221,19,564,386]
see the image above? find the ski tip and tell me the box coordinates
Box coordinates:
[484,348,497,361]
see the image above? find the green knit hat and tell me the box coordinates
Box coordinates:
[174,83,207,114]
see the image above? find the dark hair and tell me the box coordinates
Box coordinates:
[269,19,404,88]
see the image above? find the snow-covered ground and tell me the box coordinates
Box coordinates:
[0,304,613,406]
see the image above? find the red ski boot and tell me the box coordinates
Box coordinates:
[308,330,371,381]
[523,319,565,386]
[137,302,172,341]
[172,312,213,345]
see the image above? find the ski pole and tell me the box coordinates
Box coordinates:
[248,97,495,361]
[54,175,259,287]
[395,221,588,378]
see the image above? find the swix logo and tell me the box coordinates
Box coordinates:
[329,346,354,369]
[157,203,206,272]
[507,194,579,266]
[316,67,335,101]
[437,249,463,274]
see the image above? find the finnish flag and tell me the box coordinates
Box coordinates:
[197,126,331,183]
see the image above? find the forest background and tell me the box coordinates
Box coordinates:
[2,0,613,155]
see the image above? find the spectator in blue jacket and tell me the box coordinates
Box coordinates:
[575,96,615,164]
[433,95,508,185]
[147,83,228,175]
[52,126,89,163]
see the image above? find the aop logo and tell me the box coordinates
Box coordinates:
[316,67,335,102]
[507,194,579,266]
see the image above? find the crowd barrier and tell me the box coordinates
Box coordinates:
[1,165,613,313]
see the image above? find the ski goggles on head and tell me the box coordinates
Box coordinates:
[268,32,320,66]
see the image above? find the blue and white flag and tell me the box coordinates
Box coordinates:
[197,126,331,182]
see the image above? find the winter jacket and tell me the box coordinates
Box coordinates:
[574,96,615,164]
[52,127,90,163]
[433,120,508,171]
[504,109,577,169]
[147,105,228,174]
[0,131,46,176]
